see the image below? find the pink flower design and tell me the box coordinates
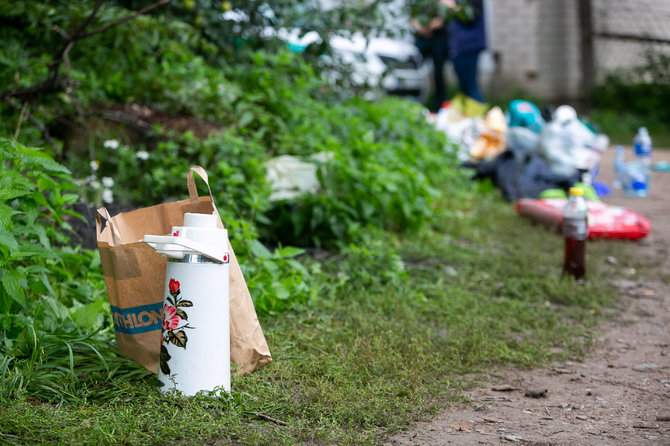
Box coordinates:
[162,303,180,331]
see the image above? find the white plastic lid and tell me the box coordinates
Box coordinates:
[183,212,217,228]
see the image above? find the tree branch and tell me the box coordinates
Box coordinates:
[1,0,168,103]
[0,0,170,151]
[3,98,59,154]
[79,0,170,39]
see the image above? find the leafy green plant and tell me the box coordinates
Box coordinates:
[260,96,471,248]
[0,138,80,315]
[0,138,152,402]
[589,48,670,144]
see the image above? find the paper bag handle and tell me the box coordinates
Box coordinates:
[95,207,122,245]
[187,166,213,203]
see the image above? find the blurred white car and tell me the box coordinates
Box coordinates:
[326,33,430,103]
[224,7,431,103]
[283,30,430,102]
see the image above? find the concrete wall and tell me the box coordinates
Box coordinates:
[485,0,581,100]
[484,0,670,101]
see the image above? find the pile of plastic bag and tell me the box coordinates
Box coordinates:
[428,96,610,201]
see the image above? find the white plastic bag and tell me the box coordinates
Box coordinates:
[538,106,609,176]
[264,153,331,201]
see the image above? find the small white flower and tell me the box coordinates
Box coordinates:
[102,176,115,188]
[90,160,100,171]
[90,180,101,190]
[103,139,119,150]
[136,150,150,160]
[102,189,114,204]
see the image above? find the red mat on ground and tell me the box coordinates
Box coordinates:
[515,198,651,240]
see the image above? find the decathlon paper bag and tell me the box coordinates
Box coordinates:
[96,166,271,375]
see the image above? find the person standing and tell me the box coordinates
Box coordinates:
[448,0,487,102]
[410,1,450,113]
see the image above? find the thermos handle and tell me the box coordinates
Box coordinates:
[142,235,227,263]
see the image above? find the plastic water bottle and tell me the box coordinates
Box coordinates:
[623,160,649,197]
[562,187,588,281]
[633,127,652,167]
[612,145,626,189]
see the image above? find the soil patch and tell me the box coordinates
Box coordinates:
[57,103,224,156]
[386,146,670,446]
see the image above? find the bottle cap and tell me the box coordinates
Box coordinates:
[569,187,584,196]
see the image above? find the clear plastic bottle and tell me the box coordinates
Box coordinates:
[612,145,625,189]
[623,160,649,197]
[633,127,652,167]
[562,187,588,281]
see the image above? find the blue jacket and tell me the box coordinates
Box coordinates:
[448,1,486,57]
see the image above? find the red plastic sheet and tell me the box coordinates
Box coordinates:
[515,198,651,240]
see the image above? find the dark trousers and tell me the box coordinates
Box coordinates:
[415,28,449,112]
[452,50,484,102]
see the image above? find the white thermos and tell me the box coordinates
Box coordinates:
[143,212,230,396]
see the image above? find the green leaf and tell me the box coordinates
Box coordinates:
[274,284,290,300]
[18,147,71,175]
[248,239,272,259]
[13,242,54,260]
[275,245,305,259]
[1,268,25,307]
[70,299,106,330]
[0,231,19,255]
[238,111,254,127]
[0,204,16,230]
[177,299,192,308]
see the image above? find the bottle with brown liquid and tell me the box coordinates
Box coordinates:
[562,187,588,281]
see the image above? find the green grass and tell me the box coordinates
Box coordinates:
[0,190,633,445]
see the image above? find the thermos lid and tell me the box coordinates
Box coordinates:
[183,213,217,228]
[142,213,228,263]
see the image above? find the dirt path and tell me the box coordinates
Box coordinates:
[387,146,670,446]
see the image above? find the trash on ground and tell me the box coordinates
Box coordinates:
[652,160,670,172]
[429,98,611,201]
[264,152,331,201]
[515,198,651,240]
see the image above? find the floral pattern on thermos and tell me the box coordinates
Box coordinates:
[160,278,193,375]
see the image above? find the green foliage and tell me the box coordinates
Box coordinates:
[0,138,146,402]
[261,96,470,248]
[0,329,152,403]
[0,0,406,146]
[0,138,80,314]
[589,48,670,143]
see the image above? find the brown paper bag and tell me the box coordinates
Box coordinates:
[96,166,271,374]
